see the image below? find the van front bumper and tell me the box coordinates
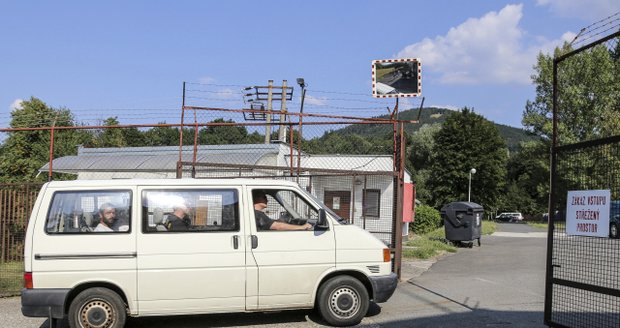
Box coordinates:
[369,273,398,303]
[21,288,69,318]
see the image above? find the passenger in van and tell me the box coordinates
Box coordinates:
[253,190,313,231]
[94,203,117,232]
[111,210,129,232]
[166,202,191,231]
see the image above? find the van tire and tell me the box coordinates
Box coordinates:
[68,287,126,328]
[316,275,369,327]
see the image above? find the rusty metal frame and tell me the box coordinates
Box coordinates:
[1,99,413,279]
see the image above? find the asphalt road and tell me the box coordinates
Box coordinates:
[0,222,548,327]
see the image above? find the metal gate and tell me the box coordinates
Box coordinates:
[545,28,620,327]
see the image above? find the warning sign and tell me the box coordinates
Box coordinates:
[566,190,610,237]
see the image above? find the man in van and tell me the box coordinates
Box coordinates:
[94,203,117,232]
[253,190,312,231]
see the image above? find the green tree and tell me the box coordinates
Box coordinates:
[408,124,440,204]
[501,140,549,216]
[523,42,620,144]
[99,117,127,147]
[0,97,85,182]
[427,108,507,210]
[521,39,620,210]
[305,131,391,155]
[122,126,146,147]
[143,124,181,146]
[199,118,258,145]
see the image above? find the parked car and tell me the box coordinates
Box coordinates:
[495,212,523,223]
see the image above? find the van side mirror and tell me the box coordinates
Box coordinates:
[316,209,329,229]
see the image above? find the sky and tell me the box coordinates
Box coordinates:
[1,0,620,132]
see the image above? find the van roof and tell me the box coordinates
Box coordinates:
[44,178,300,188]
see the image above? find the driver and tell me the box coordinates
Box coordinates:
[253,190,313,231]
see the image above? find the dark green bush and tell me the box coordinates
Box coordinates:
[412,204,442,234]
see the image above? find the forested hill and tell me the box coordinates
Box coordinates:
[334,107,538,151]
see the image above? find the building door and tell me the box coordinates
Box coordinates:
[324,190,351,220]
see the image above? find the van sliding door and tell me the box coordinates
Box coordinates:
[136,187,246,315]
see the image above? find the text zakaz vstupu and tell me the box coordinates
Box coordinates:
[571,195,607,233]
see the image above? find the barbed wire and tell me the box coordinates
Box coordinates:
[185,82,248,88]
[2,81,426,130]
[572,11,620,47]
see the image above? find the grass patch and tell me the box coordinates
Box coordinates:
[0,261,23,296]
[403,236,457,259]
[404,220,498,260]
[482,220,497,235]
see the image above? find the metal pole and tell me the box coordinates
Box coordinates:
[468,168,475,202]
[296,86,306,177]
[289,122,294,176]
[544,57,559,326]
[178,82,186,178]
[265,80,273,144]
[192,109,199,178]
[468,171,472,202]
[48,113,59,182]
[393,122,405,280]
[278,80,287,142]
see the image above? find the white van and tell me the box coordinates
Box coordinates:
[21,179,397,327]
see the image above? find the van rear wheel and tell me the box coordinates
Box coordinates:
[68,287,126,328]
[316,275,369,327]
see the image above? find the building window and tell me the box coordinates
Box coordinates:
[363,189,380,218]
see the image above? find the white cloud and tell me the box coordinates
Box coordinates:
[537,0,620,21]
[9,98,23,111]
[305,95,327,106]
[198,76,217,84]
[396,4,573,85]
[216,88,238,99]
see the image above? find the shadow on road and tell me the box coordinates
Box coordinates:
[39,302,383,328]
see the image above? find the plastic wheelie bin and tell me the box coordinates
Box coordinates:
[440,201,483,247]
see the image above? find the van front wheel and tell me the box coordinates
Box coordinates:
[317,276,369,327]
[68,287,126,328]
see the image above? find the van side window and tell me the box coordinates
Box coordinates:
[142,189,239,233]
[253,189,318,231]
[45,190,132,234]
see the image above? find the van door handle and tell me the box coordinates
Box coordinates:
[232,235,239,249]
[251,235,258,249]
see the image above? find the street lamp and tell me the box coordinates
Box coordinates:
[295,78,307,176]
[468,168,476,202]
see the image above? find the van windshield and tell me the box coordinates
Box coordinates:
[301,189,348,225]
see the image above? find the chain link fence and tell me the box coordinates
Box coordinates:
[0,111,411,295]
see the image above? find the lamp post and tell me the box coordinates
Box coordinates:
[296,78,307,177]
[468,168,476,202]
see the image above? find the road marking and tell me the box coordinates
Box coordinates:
[492,232,547,238]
